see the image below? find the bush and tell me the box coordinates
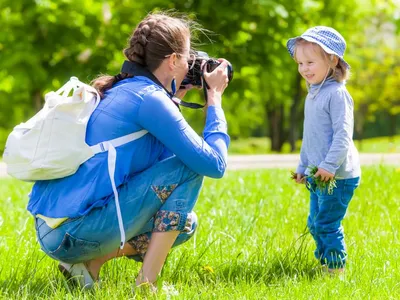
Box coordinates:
[0,127,11,157]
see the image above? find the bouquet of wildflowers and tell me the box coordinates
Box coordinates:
[291,166,337,195]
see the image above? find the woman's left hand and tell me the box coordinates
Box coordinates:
[175,84,195,99]
[314,168,334,182]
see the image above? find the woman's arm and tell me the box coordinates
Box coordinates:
[138,90,229,178]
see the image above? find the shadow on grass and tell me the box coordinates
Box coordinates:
[170,229,323,286]
[218,231,322,285]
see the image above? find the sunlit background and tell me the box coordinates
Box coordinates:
[1,0,399,154]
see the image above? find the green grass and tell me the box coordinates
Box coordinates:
[229,135,400,154]
[1,166,400,299]
[1,135,398,158]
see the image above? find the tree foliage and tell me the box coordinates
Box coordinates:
[0,0,399,153]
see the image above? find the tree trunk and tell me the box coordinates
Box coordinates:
[354,105,367,152]
[389,114,397,143]
[33,90,42,112]
[267,104,285,152]
[289,73,302,152]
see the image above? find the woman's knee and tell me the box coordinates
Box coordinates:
[134,156,204,203]
[152,156,203,185]
[126,212,198,262]
[150,159,203,212]
[172,211,198,246]
[153,209,196,233]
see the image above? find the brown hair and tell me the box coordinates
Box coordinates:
[92,12,193,97]
[294,39,350,82]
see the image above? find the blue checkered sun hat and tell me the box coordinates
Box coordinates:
[286,26,350,69]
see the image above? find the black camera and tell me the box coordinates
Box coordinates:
[181,51,234,88]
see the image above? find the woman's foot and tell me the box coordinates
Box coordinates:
[58,262,97,289]
[134,281,158,295]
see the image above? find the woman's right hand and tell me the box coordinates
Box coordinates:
[202,59,230,107]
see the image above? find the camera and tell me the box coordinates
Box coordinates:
[181,51,234,88]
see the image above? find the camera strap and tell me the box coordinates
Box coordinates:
[120,60,205,109]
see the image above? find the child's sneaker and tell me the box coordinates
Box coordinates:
[321,265,345,278]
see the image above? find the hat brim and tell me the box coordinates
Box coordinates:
[286,36,350,69]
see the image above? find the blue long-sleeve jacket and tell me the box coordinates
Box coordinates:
[296,77,361,179]
[28,76,230,218]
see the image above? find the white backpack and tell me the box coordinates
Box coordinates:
[3,76,147,248]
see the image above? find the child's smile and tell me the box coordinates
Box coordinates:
[295,42,330,85]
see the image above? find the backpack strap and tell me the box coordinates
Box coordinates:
[90,129,148,249]
[90,129,148,154]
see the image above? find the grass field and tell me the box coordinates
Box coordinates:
[1,165,400,299]
[229,135,400,154]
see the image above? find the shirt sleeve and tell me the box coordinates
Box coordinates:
[319,88,354,174]
[296,144,308,175]
[137,90,230,178]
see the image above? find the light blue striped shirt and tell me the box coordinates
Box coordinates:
[297,77,361,179]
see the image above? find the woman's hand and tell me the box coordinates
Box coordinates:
[175,84,195,99]
[202,59,229,107]
[314,168,334,182]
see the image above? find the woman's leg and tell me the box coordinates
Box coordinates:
[89,168,201,284]
[84,243,138,280]
[88,162,203,285]
[134,172,202,285]
[127,211,197,262]
[36,156,203,282]
[86,211,198,280]
[136,231,180,285]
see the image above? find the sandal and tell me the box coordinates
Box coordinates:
[58,262,96,289]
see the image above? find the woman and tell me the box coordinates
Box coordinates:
[29,12,230,289]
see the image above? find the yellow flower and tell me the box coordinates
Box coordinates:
[202,265,214,274]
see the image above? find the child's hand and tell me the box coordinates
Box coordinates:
[291,171,306,184]
[314,168,334,182]
[296,173,306,184]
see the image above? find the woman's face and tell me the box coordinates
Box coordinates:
[174,37,192,88]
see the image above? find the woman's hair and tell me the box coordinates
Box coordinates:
[294,38,350,82]
[92,12,194,97]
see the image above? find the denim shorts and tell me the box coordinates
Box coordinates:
[35,156,204,264]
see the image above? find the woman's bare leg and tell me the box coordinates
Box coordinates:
[135,231,179,285]
[85,231,179,284]
[85,243,138,280]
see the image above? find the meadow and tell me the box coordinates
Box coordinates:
[0,165,399,299]
[229,136,400,154]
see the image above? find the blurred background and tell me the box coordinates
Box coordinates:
[0,0,399,155]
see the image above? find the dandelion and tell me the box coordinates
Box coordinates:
[202,265,214,274]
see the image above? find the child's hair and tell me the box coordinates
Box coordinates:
[294,38,350,82]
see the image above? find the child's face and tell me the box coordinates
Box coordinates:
[295,42,330,85]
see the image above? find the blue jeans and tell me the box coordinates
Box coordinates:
[35,156,204,264]
[306,176,360,268]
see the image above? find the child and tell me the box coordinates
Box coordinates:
[287,26,361,273]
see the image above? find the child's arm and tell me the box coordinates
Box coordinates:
[319,88,354,174]
[296,145,308,176]
[292,145,308,184]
